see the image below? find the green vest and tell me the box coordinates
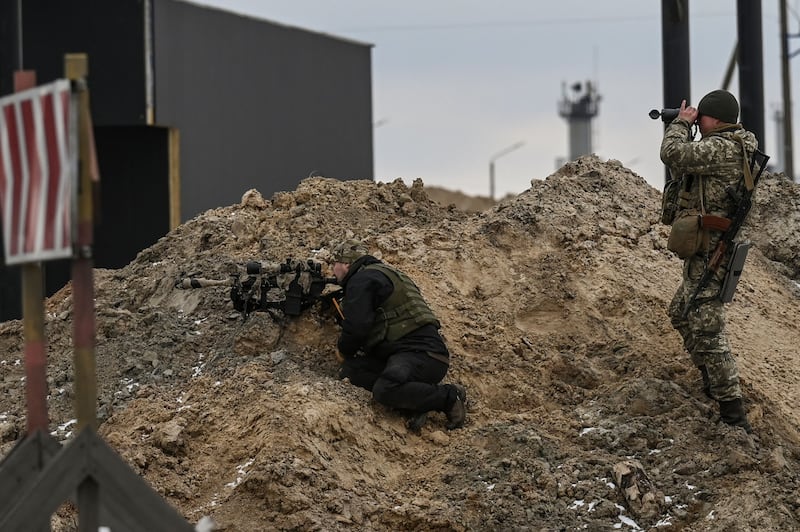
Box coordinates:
[362,263,440,347]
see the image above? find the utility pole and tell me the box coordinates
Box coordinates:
[780,0,795,180]
[489,141,524,200]
[737,0,766,152]
[661,0,690,185]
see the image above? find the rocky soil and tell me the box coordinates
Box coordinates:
[2,155,800,531]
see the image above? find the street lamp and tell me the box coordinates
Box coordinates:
[489,141,525,200]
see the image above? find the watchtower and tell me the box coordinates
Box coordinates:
[558,80,601,161]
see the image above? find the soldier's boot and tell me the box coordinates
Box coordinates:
[445,384,467,430]
[698,365,712,399]
[719,398,752,433]
[406,412,428,433]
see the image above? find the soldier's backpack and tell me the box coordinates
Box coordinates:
[660,177,681,225]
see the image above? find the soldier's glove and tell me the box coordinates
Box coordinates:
[230,287,245,312]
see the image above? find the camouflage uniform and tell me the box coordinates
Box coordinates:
[660,118,758,402]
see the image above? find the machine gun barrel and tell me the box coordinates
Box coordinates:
[174,276,233,289]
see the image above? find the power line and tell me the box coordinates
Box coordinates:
[337,12,732,34]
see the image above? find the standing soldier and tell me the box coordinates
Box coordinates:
[660,89,758,432]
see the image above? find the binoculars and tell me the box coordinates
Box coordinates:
[649,108,680,122]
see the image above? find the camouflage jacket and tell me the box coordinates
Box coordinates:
[660,118,758,219]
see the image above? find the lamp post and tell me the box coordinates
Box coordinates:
[489,141,524,200]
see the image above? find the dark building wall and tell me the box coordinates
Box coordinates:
[0,0,148,125]
[93,126,172,269]
[152,0,374,220]
[0,262,21,320]
[0,1,20,94]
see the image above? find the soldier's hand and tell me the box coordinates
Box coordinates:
[678,99,698,123]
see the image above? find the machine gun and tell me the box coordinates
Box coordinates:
[681,148,770,319]
[175,258,342,321]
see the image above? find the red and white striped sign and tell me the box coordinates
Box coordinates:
[0,79,75,265]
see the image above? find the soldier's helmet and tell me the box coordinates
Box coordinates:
[332,239,368,264]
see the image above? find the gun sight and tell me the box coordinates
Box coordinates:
[245,258,324,276]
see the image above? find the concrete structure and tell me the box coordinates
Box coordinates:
[558,81,600,162]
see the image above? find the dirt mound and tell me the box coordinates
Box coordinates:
[423,185,497,212]
[2,155,800,531]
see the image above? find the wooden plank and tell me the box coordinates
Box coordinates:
[13,70,36,90]
[77,477,99,532]
[22,263,49,433]
[0,429,194,531]
[64,53,98,433]
[0,431,62,516]
[63,53,88,81]
[87,433,194,531]
[168,127,181,230]
[0,429,92,530]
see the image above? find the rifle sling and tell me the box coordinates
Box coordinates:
[735,135,755,192]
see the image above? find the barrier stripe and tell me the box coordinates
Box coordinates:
[0,80,73,264]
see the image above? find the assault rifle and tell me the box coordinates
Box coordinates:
[681,148,770,319]
[175,258,342,321]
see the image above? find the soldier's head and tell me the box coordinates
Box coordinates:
[331,239,368,282]
[697,89,739,134]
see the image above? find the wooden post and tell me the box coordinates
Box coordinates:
[65,53,101,532]
[77,475,99,532]
[168,127,181,230]
[65,54,97,432]
[2,57,193,532]
[21,264,47,433]
[14,70,50,436]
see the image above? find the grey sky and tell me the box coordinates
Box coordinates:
[191,0,796,198]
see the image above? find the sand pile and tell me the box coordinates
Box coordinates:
[2,155,800,531]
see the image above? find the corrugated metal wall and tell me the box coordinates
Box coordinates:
[153,0,374,220]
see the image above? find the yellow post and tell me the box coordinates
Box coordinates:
[21,262,48,433]
[168,127,181,230]
[65,53,97,431]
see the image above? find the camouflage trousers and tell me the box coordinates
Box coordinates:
[668,255,742,401]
